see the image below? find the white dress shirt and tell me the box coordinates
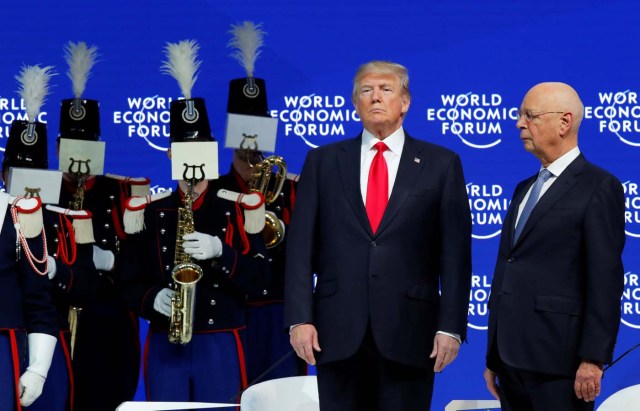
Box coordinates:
[515,146,581,227]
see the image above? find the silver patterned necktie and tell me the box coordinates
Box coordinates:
[513,168,553,244]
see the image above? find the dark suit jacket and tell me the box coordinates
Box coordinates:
[487,154,625,376]
[284,132,472,369]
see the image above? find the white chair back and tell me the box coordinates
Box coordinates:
[240,376,319,411]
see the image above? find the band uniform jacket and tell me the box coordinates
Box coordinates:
[44,208,108,330]
[57,174,142,410]
[487,154,625,376]
[284,132,472,369]
[120,180,271,332]
[218,169,297,303]
[0,210,57,336]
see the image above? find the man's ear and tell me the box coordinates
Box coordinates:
[559,112,573,137]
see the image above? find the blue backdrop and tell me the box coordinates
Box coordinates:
[2,1,640,409]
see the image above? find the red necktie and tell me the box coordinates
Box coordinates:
[366,141,389,233]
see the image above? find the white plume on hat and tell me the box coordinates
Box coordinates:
[15,65,56,123]
[64,41,99,99]
[161,39,202,99]
[228,21,265,77]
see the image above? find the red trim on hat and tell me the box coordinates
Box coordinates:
[9,329,22,411]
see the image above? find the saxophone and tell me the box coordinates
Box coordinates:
[168,182,203,344]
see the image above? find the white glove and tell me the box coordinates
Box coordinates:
[19,333,57,406]
[182,232,222,260]
[46,255,57,280]
[92,245,115,271]
[153,288,175,317]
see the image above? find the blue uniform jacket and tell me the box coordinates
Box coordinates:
[120,179,271,332]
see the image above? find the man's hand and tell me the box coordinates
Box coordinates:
[430,333,460,372]
[483,367,500,400]
[183,232,223,260]
[290,324,321,365]
[18,370,46,406]
[46,256,57,280]
[575,360,603,402]
[153,288,175,317]
[92,245,115,271]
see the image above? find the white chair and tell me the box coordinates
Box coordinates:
[445,400,501,411]
[597,384,640,411]
[240,376,319,411]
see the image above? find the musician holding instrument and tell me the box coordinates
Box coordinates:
[119,40,271,403]
[219,65,306,383]
[53,42,145,411]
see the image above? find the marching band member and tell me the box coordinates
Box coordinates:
[0,66,57,411]
[119,39,270,403]
[221,21,305,384]
[55,42,144,411]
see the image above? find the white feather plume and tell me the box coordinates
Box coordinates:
[228,21,265,77]
[160,40,201,99]
[65,41,99,98]
[15,65,57,123]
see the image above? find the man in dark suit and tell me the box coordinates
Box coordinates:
[284,60,472,410]
[484,82,625,411]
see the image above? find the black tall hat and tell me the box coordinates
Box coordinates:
[227,77,269,117]
[4,64,55,173]
[59,98,100,141]
[2,120,48,172]
[169,97,214,143]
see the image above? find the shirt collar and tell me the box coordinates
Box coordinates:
[361,126,405,155]
[545,146,581,177]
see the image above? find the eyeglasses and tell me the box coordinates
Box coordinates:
[517,109,565,122]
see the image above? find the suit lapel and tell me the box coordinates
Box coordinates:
[375,134,424,236]
[337,135,372,235]
[506,176,536,248]
[512,155,586,248]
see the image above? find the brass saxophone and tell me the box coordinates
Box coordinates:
[249,155,287,248]
[168,182,203,344]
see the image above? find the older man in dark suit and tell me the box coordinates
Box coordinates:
[284,60,472,410]
[484,82,625,411]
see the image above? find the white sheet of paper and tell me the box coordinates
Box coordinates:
[58,138,106,176]
[7,167,63,204]
[116,401,239,411]
[224,113,278,153]
[170,141,218,181]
